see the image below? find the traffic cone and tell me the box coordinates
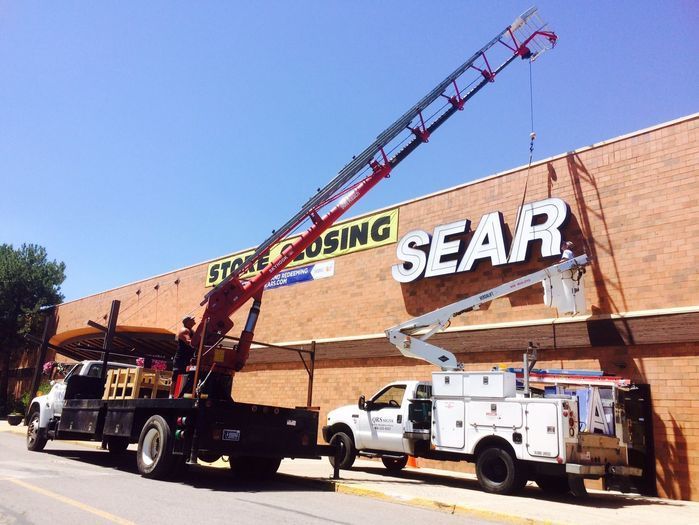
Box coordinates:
[407,455,418,468]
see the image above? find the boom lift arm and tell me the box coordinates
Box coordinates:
[193,8,558,374]
[386,255,589,371]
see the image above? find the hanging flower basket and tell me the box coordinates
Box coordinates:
[7,413,23,426]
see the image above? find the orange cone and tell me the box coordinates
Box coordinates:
[407,455,418,468]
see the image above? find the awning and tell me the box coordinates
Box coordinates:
[49,325,179,363]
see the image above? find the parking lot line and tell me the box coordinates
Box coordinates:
[5,478,135,525]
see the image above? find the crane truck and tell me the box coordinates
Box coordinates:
[323,255,643,495]
[26,8,560,481]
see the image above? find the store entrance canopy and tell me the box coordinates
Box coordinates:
[49,326,180,363]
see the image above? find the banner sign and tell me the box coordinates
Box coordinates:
[206,208,398,287]
[264,260,335,290]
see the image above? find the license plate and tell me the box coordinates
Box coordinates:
[222,429,240,441]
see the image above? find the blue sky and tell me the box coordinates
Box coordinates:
[2,1,697,302]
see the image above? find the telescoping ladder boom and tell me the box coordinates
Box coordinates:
[194,8,558,372]
[386,255,589,371]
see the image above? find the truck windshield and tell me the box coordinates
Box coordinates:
[63,363,80,382]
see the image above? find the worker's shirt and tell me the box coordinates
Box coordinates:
[173,329,195,368]
[560,249,574,260]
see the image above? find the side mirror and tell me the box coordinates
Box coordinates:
[358,395,366,410]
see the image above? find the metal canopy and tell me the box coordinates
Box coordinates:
[49,325,181,363]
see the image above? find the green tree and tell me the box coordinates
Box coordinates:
[0,244,65,413]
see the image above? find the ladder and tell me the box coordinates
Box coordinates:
[197,8,558,364]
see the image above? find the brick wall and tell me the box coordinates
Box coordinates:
[48,114,699,500]
[235,341,699,500]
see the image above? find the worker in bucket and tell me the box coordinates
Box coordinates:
[559,240,574,262]
[170,315,196,397]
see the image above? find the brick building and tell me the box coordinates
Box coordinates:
[27,113,699,500]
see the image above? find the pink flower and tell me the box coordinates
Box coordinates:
[42,361,55,375]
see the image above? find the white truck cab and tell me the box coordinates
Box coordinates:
[26,360,135,451]
[323,380,431,471]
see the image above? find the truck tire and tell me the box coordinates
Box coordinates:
[535,475,570,494]
[26,411,47,452]
[568,475,588,498]
[198,451,222,463]
[381,455,408,471]
[328,431,356,470]
[476,446,526,495]
[229,456,282,480]
[137,415,175,479]
[106,436,130,455]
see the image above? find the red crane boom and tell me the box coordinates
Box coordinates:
[193,7,558,375]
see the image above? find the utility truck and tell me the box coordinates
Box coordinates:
[26,8,561,481]
[324,256,643,495]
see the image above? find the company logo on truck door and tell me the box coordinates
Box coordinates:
[392,198,569,283]
[206,208,398,287]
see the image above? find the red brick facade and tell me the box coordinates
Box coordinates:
[46,113,699,500]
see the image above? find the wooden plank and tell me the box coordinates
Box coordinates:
[132,368,142,399]
[119,369,128,400]
[151,371,159,399]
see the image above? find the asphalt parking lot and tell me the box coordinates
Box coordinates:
[2,421,698,525]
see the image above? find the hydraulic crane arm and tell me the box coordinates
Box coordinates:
[194,8,558,373]
[386,255,589,371]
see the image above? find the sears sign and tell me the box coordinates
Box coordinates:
[392,198,569,283]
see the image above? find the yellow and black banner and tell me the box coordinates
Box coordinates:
[205,208,399,287]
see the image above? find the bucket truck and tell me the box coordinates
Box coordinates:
[324,256,643,496]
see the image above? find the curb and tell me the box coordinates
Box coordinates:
[329,481,563,525]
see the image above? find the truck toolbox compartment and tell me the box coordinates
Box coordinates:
[59,400,104,435]
[432,372,516,398]
[104,409,134,437]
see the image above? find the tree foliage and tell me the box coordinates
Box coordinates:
[0,244,65,347]
[0,243,66,411]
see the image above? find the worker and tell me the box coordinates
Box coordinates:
[559,241,574,262]
[171,315,196,397]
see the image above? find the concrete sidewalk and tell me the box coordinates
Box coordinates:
[2,419,697,525]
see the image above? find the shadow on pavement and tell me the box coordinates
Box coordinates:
[43,448,333,494]
[349,466,683,509]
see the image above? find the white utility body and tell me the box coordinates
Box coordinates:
[324,256,642,496]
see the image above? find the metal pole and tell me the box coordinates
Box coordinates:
[100,300,120,383]
[523,351,530,397]
[306,341,316,408]
[28,312,56,403]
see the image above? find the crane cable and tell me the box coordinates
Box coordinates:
[512,59,537,240]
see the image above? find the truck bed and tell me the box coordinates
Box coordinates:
[59,398,331,459]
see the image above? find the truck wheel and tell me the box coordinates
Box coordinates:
[26,411,47,452]
[137,415,175,479]
[328,431,356,470]
[535,475,570,494]
[229,456,281,480]
[476,447,525,495]
[568,475,589,498]
[106,436,130,455]
[381,455,408,471]
[197,451,222,463]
